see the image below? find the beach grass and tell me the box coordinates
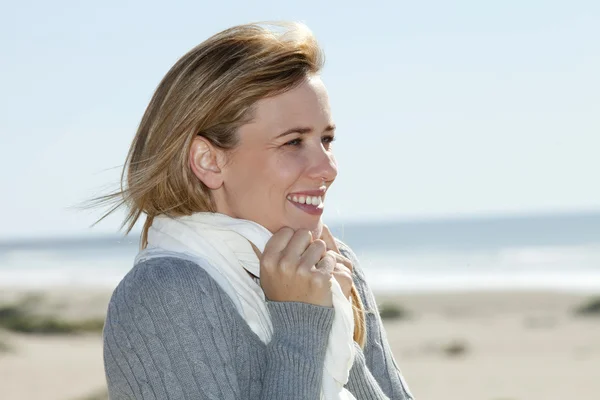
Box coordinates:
[574,297,600,316]
[0,297,105,335]
[378,302,410,320]
[442,339,469,357]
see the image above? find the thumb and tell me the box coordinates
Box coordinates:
[319,224,340,253]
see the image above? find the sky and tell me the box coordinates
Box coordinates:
[1,0,599,239]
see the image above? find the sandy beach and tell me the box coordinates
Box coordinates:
[1,288,599,400]
[381,291,600,400]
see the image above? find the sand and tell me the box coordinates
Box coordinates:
[381,291,600,400]
[0,288,599,400]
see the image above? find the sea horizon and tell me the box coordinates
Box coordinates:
[1,209,599,248]
[1,210,599,293]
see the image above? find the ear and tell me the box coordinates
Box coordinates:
[189,136,225,189]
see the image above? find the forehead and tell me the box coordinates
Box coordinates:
[246,76,332,135]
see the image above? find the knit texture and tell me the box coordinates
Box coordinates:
[103,241,414,399]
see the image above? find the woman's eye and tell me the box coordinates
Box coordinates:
[284,138,303,146]
[284,135,335,147]
[322,135,336,144]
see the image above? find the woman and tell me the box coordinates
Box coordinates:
[100,22,413,399]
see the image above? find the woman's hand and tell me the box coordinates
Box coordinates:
[319,225,354,300]
[259,227,336,307]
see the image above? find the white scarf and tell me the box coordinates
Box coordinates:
[135,212,356,400]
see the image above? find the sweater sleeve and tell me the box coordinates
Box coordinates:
[337,240,415,400]
[102,257,334,400]
[263,301,334,399]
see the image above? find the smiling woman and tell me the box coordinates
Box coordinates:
[192,75,337,232]
[95,22,413,400]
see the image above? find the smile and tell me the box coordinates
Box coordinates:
[286,194,324,215]
[287,195,323,206]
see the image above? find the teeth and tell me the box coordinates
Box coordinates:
[287,195,323,206]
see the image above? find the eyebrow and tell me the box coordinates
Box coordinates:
[275,124,336,139]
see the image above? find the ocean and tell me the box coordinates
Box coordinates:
[1,211,599,293]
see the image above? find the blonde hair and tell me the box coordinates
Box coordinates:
[93,22,366,347]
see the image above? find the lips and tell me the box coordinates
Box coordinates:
[286,189,326,216]
[286,194,323,206]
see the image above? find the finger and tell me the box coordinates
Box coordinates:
[263,227,295,255]
[326,250,353,273]
[279,229,313,268]
[319,224,340,253]
[333,261,352,276]
[315,253,336,275]
[262,227,295,267]
[298,239,327,270]
[332,268,353,288]
[332,264,353,299]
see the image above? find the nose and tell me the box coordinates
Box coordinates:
[307,141,338,183]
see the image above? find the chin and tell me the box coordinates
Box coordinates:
[274,215,324,240]
[311,225,324,241]
[305,220,324,241]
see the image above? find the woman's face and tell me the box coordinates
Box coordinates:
[215,75,337,239]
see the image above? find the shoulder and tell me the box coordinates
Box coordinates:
[105,256,240,330]
[117,256,233,299]
[103,257,247,399]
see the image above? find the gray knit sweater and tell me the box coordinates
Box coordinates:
[103,241,414,399]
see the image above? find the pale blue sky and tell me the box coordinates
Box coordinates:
[1,1,598,239]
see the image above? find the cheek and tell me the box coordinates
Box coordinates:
[229,153,271,187]
[271,153,306,188]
